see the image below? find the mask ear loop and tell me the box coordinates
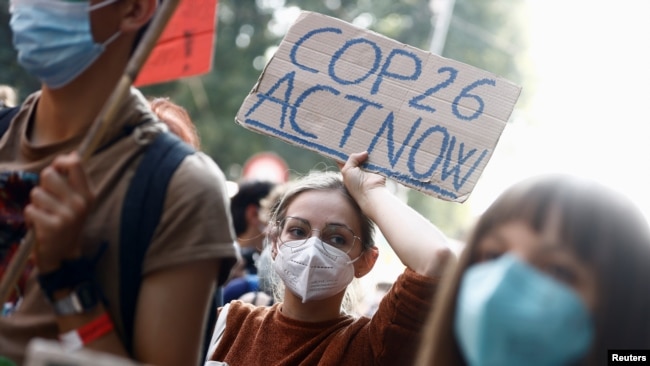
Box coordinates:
[101,30,122,48]
[347,254,363,265]
[344,237,365,264]
[88,0,120,11]
[316,237,363,264]
[88,0,122,48]
[346,246,367,264]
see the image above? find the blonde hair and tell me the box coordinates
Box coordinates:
[261,170,376,314]
[269,171,375,250]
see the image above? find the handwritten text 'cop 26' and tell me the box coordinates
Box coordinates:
[243,27,506,200]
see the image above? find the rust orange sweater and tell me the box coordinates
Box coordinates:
[209,268,438,365]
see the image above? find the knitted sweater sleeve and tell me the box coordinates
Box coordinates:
[366,268,439,365]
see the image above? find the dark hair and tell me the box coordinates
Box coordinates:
[240,247,259,275]
[230,180,276,236]
[416,174,650,365]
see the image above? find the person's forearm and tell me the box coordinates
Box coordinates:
[54,299,130,357]
[38,256,130,359]
[361,187,452,277]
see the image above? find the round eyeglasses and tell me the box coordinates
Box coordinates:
[277,216,361,256]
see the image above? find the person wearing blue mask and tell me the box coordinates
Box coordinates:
[10,0,123,89]
[0,1,237,365]
[415,174,650,366]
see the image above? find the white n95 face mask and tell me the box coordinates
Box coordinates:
[273,237,356,303]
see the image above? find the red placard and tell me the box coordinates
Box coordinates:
[134,0,218,86]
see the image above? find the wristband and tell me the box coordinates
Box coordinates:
[59,312,114,352]
[37,257,95,301]
[50,280,100,316]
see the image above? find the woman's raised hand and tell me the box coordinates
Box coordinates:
[339,151,386,208]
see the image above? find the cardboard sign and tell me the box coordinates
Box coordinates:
[134,0,218,86]
[236,12,521,202]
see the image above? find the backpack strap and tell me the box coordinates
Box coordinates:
[0,107,20,138]
[119,131,194,356]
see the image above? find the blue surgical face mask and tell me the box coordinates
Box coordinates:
[454,253,593,366]
[10,0,121,89]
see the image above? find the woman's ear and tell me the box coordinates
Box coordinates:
[118,0,158,33]
[354,246,379,278]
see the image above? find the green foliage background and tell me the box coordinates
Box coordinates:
[0,0,530,239]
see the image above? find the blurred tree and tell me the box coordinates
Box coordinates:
[0,0,529,237]
[405,0,530,238]
[444,0,531,103]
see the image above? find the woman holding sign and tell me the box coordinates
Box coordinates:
[205,152,453,365]
[415,174,650,366]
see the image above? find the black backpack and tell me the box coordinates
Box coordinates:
[0,106,216,361]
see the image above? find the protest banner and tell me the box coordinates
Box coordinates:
[236,11,521,202]
[134,0,218,86]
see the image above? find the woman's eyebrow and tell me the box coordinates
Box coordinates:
[325,221,350,228]
[286,215,309,223]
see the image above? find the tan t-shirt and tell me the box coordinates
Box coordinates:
[0,89,237,363]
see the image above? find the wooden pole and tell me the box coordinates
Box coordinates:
[0,0,182,305]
